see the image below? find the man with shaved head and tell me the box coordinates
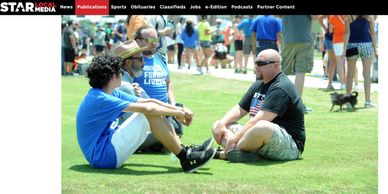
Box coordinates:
[212,49,305,162]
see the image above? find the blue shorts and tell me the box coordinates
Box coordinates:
[200,41,212,48]
[185,46,197,50]
[324,39,333,50]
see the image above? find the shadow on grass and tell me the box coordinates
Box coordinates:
[69,163,213,175]
[329,106,366,113]
[227,158,303,166]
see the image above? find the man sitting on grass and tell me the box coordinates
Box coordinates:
[76,55,215,172]
[212,49,305,162]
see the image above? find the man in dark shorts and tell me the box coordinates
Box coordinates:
[62,20,78,75]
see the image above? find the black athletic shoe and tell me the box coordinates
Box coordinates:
[180,148,216,173]
[227,149,262,163]
[187,137,214,152]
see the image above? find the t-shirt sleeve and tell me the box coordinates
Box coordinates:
[261,87,289,117]
[113,89,139,103]
[276,19,282,33]
[251,20,257,32]
[239,81,261,112]
[91,93,131,122]
[237,20,244,30]
[205,22,210,31]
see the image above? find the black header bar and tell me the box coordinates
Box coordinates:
[0,0,386,15]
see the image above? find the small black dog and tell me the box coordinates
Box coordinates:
[330,91,358,111]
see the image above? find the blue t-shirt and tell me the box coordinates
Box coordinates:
[76,88,139,168]
[238,18,254,37]
[134,55,170,103]
[180,27,199,48]
[251,15,282,41]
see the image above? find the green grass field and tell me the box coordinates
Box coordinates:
[62,73,378,193]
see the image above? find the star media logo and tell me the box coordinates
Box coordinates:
[0,2,56,12]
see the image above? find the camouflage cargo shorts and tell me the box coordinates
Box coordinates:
[228,122,301,160]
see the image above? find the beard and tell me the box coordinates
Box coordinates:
[132,66,144,77]
[255,71,263,80]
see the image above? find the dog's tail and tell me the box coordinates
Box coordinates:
[352,91,358,97]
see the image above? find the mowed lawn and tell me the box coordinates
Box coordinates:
[62,72,378,193]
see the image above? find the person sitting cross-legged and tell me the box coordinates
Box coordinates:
[76,55,215,172]
[211,49,305,162]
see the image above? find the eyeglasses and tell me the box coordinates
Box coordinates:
[255,61,279,67]
[139,37,160,44]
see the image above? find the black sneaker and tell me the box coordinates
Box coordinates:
[180,148,216,173]
[227,149,262,163]
[187,137,213,152]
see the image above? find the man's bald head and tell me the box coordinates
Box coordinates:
[256,49,281,63]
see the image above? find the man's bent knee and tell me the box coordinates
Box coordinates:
[236,120,275,151]
[252,120,276,142]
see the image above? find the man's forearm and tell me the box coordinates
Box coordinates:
[125,101,183,117]
[139,98,180,111]
[220,105,247,125]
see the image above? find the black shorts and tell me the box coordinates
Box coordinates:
[95,45,105,52]
[167,45,175,51]
[214,51,227,60]
[234,40,243,51]
[64,48,75,62]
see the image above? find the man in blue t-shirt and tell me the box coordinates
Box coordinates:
[133,26,173,104]
[133,26,185,147]
[251,15,282,56]
[211,49,305,163]
[76,55,215,172]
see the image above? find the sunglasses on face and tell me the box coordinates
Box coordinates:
[140,37,160,44]
[255,61,279,67]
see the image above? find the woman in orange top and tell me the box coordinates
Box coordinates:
[329,15,346,88]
